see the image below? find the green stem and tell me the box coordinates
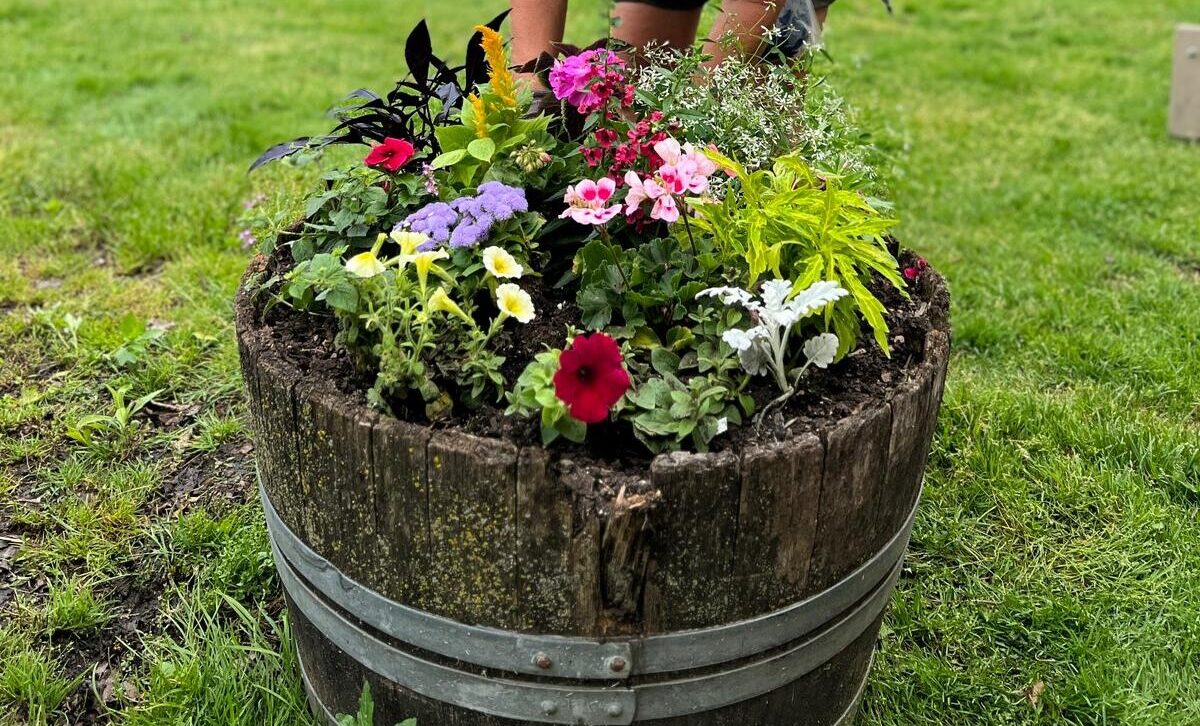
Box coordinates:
[680,200,698,256]
[599,227,630,288]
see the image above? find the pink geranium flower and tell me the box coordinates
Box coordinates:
[561,177,621,226]
[623,170,678,223]
[654,138,718,196]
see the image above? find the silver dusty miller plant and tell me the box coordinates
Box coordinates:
[697,279,847,394]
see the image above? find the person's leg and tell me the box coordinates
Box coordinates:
[611,1,705,51]
[704,0,784,61]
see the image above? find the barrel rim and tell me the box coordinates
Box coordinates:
[235,256,951,468]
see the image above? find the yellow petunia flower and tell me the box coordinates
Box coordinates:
[428,287,473,324]
[345,251,386,278]
[403,248,449,295]
[390,230,428,257]
[495,283,535,324]
[482,246,523,279]
[474,25,516,109]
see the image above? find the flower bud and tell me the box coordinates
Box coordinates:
[516,143,551,173]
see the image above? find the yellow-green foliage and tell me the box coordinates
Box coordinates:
[690,150,903,355]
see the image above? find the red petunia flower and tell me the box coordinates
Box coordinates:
[553,333,631,424]
[364,137,415,172]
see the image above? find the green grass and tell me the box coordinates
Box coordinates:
[1,0,1198,723]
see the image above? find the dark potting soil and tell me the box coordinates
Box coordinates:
[252,245,948,472]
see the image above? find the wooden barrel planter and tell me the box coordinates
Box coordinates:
[236,262,950,726]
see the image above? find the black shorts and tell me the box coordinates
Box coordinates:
[616,0,836,9]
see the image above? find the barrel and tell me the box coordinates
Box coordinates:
[235,258,951,726]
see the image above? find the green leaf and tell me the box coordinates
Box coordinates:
[651,347,681,376]
[467,137,496,161]
[322,281,359,313]
[666,326,694,350]
[557,414,587,443]
[430,149,468,169]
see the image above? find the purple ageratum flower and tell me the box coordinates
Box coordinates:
[475,182,528,221]
[447,183,527,248]
[400,184,528,250]
[449,220,489,248]
[401,202,458,249]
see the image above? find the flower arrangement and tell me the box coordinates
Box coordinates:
[251,17,915,454]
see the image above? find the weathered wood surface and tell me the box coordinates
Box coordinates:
[732,433,824,619]
[643,450,742,631]
[236,263,952,724]
[1170,24,1200,140]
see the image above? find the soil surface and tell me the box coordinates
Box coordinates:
[251,244,949,471]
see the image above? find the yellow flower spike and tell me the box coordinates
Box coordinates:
[406,249,449,295]
[474,25,517,108]
[428,287,473,324]
[467,93,489,139]
[390,230,428,257]
[495,282,535,324]
[345,251,386,278]
[482,246,523,279]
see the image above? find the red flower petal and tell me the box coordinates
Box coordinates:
[365,137,415,172]
[553,333,630,425]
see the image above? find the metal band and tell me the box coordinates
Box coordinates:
[261,479,917,680]
[279,534,899,724]
[296,645,876,726]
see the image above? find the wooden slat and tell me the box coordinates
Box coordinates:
[806,405,893,594]
[309,390,377,587]
[515,449,600,633]
[731,434,824,618]
[643,451,741,632]
[371,415,433,607]
[425,430,519,627]
[877,371,935,553]
[1170,25,1200,140]
[253,352,304,541]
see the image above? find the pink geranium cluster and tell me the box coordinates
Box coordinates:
[582,111,670,176]
[560,137,720,228]
[549,50,635,114]
[623,139,719,224]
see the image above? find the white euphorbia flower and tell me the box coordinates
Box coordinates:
[698,279,848,392]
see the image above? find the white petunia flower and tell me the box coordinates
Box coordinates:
[495,283,535,324]
[803,333,840,369]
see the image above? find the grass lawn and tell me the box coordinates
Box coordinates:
[2,0,1199,723]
